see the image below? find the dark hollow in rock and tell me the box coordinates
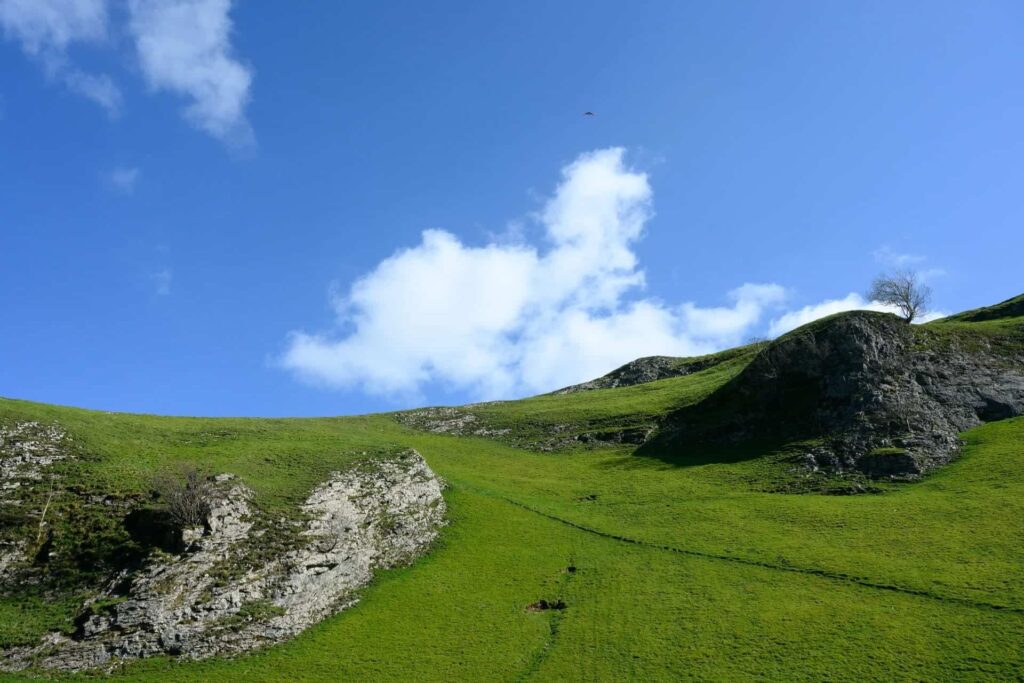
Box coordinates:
[32,529,54,566]
[124,507,189,554]
[975,395,1019,422]
[576,426,654,445]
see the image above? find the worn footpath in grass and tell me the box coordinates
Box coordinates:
[5,484,1022,682]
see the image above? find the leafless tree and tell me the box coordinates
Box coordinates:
[868,271,931,323]
[153,467,213,528]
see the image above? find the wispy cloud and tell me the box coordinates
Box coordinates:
[0,0,253,143]
[0,0,122,116]
[152,268,172,296]
[128,0,253,146]
[872,245,946,283]
[105,166,141,193]
[873,245,926,268]
[916,267,947,283]
[281,148,789,400]
[61,67,122,114]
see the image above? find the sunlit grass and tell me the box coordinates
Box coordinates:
[1,312,1023,680]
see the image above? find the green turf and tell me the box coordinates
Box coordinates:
[456,346,756,445]
[1,308,1023,680]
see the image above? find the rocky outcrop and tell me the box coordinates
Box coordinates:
[0,450,446,672]
[0,422,69,579]
[396,407,655,452]
[396,406,509,437]
[552,356,690,393]
[654,311,1024,478]
[552,348,754,394]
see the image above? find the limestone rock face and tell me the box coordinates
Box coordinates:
[0,422,69,579]
[553,356,691,394]
[659,312,1024,477]
[1,450,446,672]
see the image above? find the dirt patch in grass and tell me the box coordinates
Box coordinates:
[526,599,566,612]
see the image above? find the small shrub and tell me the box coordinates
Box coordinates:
[152,467,214,529]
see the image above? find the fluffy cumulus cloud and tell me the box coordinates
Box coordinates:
[0,0,251,142]
[282,148,798,400]
[283,149,953,401]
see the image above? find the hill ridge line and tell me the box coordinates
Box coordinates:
[454,482,1024,615]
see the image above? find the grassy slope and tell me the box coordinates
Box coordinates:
[462,346,756,443]
[1,310,1023,681]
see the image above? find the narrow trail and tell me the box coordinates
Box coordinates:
[515,558,575,682]
[454,482,1024,616]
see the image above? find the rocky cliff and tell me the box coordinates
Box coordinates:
[654,309,1024,477]
[0,421,70,580]
[0,441,446,672]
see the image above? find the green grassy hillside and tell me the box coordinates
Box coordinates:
[1,305,1023,681]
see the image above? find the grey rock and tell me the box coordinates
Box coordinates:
[396,407,509,437]
[0,422,69,579]
[658,311,1024,478]
[1,450,446,672]
[553,356,691,394]
[552,345,764,395]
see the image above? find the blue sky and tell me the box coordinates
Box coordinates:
[2,1,1022,417]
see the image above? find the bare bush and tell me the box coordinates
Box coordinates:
[745,336,771,349]
[868,271,931,323]
[153,467,214,528]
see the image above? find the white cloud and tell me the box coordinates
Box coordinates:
[128,0,253,145]
[769,293,884,337]
[281,148,790,400]
[768,293,946,338]
[0,0,106,53]
[1,0,252,142]
[0,0,122,115]
[152,268,172,295]
[872,246,946,283]
[873,246,926,268]
[679,283,787,343]
[281,150,960,401]
[916,267,947,283]
[62,68,122,112]
[105,166,141,193]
